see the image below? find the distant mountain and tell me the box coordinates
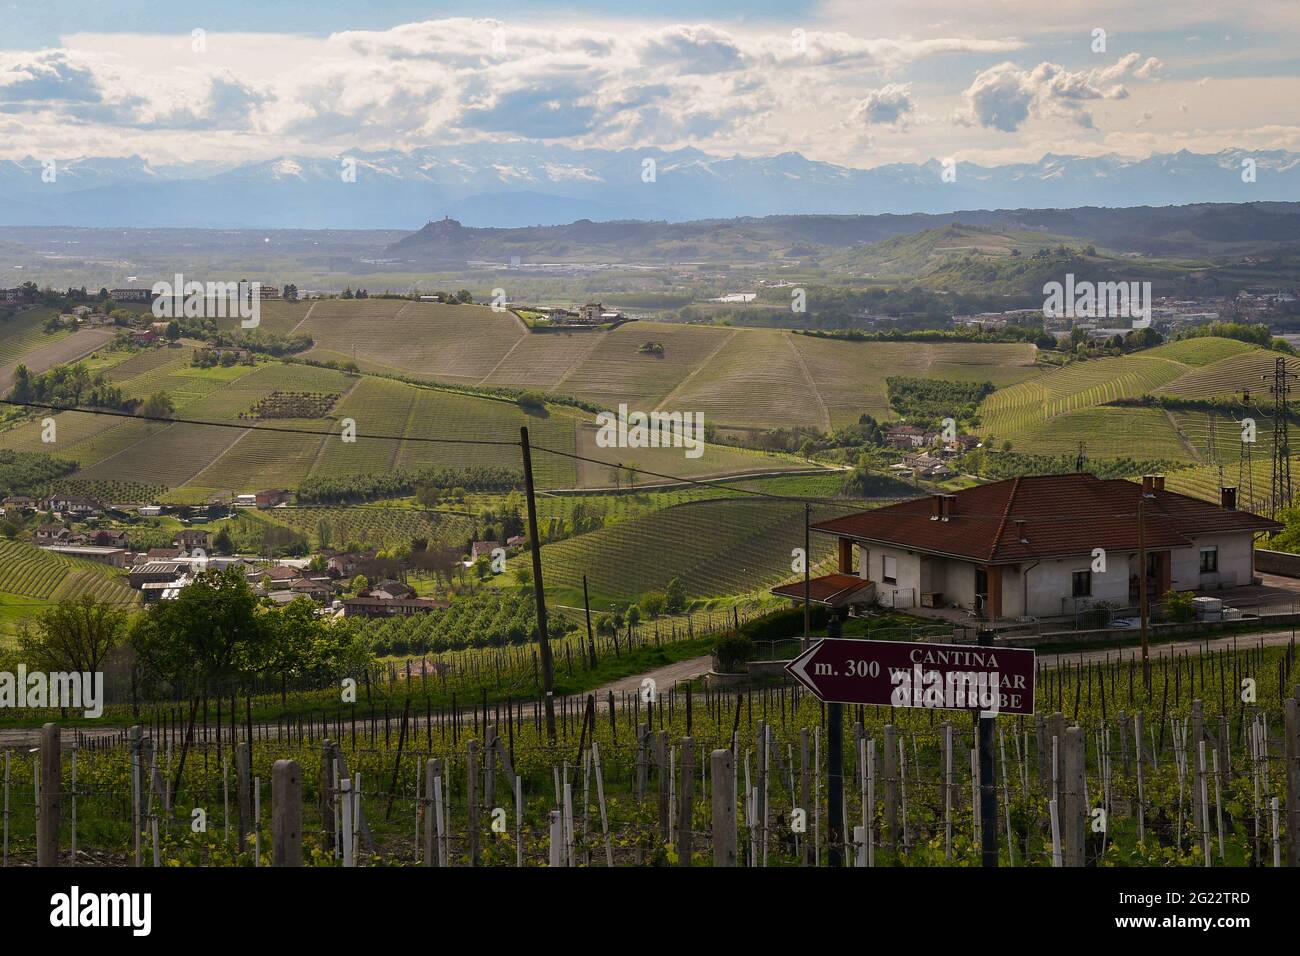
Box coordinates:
[385,202,1300,265]
[0,146,1297,229]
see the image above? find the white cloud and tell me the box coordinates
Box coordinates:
[960,55,1149,132]
[852,84,915,126]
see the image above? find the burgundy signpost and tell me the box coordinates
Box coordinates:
[787,634,1036,867]
[784,637,1036,715]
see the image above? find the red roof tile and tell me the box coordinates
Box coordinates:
[811,474,1280,564]
[770,573,874,606]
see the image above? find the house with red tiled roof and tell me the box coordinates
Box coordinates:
[771,474,1280,620]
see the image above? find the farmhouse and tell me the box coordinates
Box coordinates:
[470,540,502,562]
[129,329,157,346]
[43,495,105,516]
[110,288,153,302]
[883,425,935,450]
[173,529,212,551]
[88,529,130,549]
[38,544,129,568]
[255,489,291,508]
[339,596,448,618]
[772,473,1280,621]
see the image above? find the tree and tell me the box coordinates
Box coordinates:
[415,485,440,508]
[164,320,181,343]
[141,391,174,419]
[19,595,127,675]
[350,574,369,594]
[315,516,332,550]
[626,604,641,628]
[641,591,666,618]
[664,576,686,613]
[128,567,267,688]
[455,289,473,304]
[512,565,533,588]
[212,525,234,554]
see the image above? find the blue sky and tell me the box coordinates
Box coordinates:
[0,1,1296,168]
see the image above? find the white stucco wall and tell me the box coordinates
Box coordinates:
[852,531,1258,617]
[1169,531,1253,591]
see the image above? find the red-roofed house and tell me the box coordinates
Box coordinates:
[775,474,1279,620]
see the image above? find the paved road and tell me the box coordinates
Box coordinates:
[2,628,1294,749]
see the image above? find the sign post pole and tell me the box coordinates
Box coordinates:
[978,629,998,867]
[827,701,843,867]
[825,611,844,867]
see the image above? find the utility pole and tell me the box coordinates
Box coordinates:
[520,427,557,744]
[1138,489,1150,691]
[583,574,597,669]
[803,503,811,650]
[1265,358,1298,517]
[977,628,997,867]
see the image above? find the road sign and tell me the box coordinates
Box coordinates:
[785,638,1036,716]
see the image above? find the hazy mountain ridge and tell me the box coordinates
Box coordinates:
[0,146,1296,230]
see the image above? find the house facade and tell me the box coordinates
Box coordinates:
[774,474,1279,620]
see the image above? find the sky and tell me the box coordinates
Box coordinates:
[0,0,1297,168]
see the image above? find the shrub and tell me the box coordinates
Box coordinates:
[713,633,754,673]
[1163,589,1195,623]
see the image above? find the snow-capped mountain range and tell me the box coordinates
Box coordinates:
[0,146,1296,229]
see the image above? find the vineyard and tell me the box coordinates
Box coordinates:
[0,309,68,372]
[241,391,341,420]
[536,498,844,604]
[255,505,477,552]
[0,539,137,606]
[975,339,1280,462]
[2,634,1297,869]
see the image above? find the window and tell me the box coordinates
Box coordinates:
[882,555,897,585]
[1072,570,1091,598]
[1200,547,1218,573]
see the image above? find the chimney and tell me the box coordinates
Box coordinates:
[1141,475,1154,496]
[940,494,956,522]
[1014,519,1028,543]
[1221,486,1237,510]
[1153,474,1165,492]
[930,494,943,521]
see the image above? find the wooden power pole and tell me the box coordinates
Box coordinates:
[1138,491,1151,691]
[520,427,557,744]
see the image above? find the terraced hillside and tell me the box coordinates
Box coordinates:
[0,539,138,636]
[977,338,1277,461]
[0,336,810,498]
[280,300,1045,430]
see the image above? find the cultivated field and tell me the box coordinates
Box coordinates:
[284,300,1047,431]
[977,338,1275,459]
[536,498,844,604]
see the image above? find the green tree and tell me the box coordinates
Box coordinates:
[641,591,666,618]
[141,390,174,419]
[18,595,127,675]
[664,576,686,613]
[212,525,234,554]
[128,567,267,688]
